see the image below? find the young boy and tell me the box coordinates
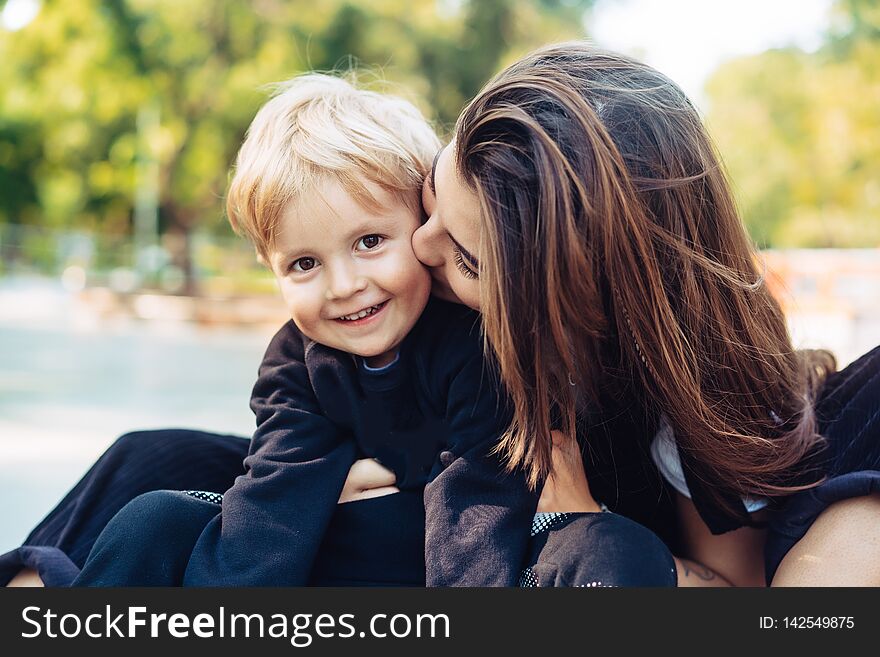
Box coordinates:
[72,74,536,587]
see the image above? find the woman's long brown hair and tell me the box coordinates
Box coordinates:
[455,42,835,520]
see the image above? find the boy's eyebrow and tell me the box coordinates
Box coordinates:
[275,216,399,262]
[341,215,398,242]
[429,147,443,196]
[450,235,479,270]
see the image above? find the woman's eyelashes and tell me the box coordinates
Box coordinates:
[452,247,478,279]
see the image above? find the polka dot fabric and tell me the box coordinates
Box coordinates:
[520,504,613,587]
[182,490,223,505]
[530,512,573,537]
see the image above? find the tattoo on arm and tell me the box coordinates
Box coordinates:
[680,558,718,581]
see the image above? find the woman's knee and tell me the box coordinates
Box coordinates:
[528,513,677,587]
[102,430,193,475]
[105,430,245,480]
[75,490,219,587]
[103,490,219,544]
[109,429,204,463]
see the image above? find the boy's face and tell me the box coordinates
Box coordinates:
[268,177,432,368]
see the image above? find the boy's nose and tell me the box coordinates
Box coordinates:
[324,264,368,301]
[412,217,444,267]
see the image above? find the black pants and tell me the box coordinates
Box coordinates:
[71,492,675,588]
[72,489,429,587]
[1,428,676,587]
[0,429,250,586]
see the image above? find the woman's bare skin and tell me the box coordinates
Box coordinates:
[6,568,43,587]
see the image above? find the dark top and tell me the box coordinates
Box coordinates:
[572,377,748,541]
[181,298,538,586]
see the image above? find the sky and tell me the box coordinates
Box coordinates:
[0,0,39,31]
[588,0,834,108]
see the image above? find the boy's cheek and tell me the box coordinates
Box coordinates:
[275,279,304,321]
[406,256,434,298]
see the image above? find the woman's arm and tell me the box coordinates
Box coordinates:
[673,557,732,587]
[540,435,734,587]
[536,430,601,513]
[675,492,767,587]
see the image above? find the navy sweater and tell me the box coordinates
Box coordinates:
[182,298,538,586]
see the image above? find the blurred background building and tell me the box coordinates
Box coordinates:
[1,0,877,552]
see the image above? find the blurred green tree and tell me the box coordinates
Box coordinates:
[705,0,880,248]
[0,0,592,291]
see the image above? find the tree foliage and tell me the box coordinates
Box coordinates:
[0,0,592,288]
[705,0,880,248]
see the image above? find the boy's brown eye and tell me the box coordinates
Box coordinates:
[357,235,382,250]
[292,257,316,272]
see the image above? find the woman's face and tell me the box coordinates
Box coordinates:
[412,141,483,310]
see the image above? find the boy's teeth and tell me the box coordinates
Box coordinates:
[340,304,381,321]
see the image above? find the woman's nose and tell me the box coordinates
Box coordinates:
[412,216,444,267]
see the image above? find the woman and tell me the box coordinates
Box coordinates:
[412,42,880,586]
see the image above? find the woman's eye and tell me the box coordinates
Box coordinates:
[357,235,383,250]
[452,247,478,280]
[291,257,317,272]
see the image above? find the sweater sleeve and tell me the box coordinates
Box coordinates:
[182,322,357,586]
[424,351,538,587]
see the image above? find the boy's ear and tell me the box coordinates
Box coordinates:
[255,250,268,267]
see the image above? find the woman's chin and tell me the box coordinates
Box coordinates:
[430,280,476,309]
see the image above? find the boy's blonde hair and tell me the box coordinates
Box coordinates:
[226,73,440,260]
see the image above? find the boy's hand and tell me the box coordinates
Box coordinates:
[338,458,399,504]
[536,430,601,513]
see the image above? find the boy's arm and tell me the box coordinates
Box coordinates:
[424,352,538,587]
[182,322,356,586]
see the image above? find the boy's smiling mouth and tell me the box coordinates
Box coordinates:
[333,300,389,324]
